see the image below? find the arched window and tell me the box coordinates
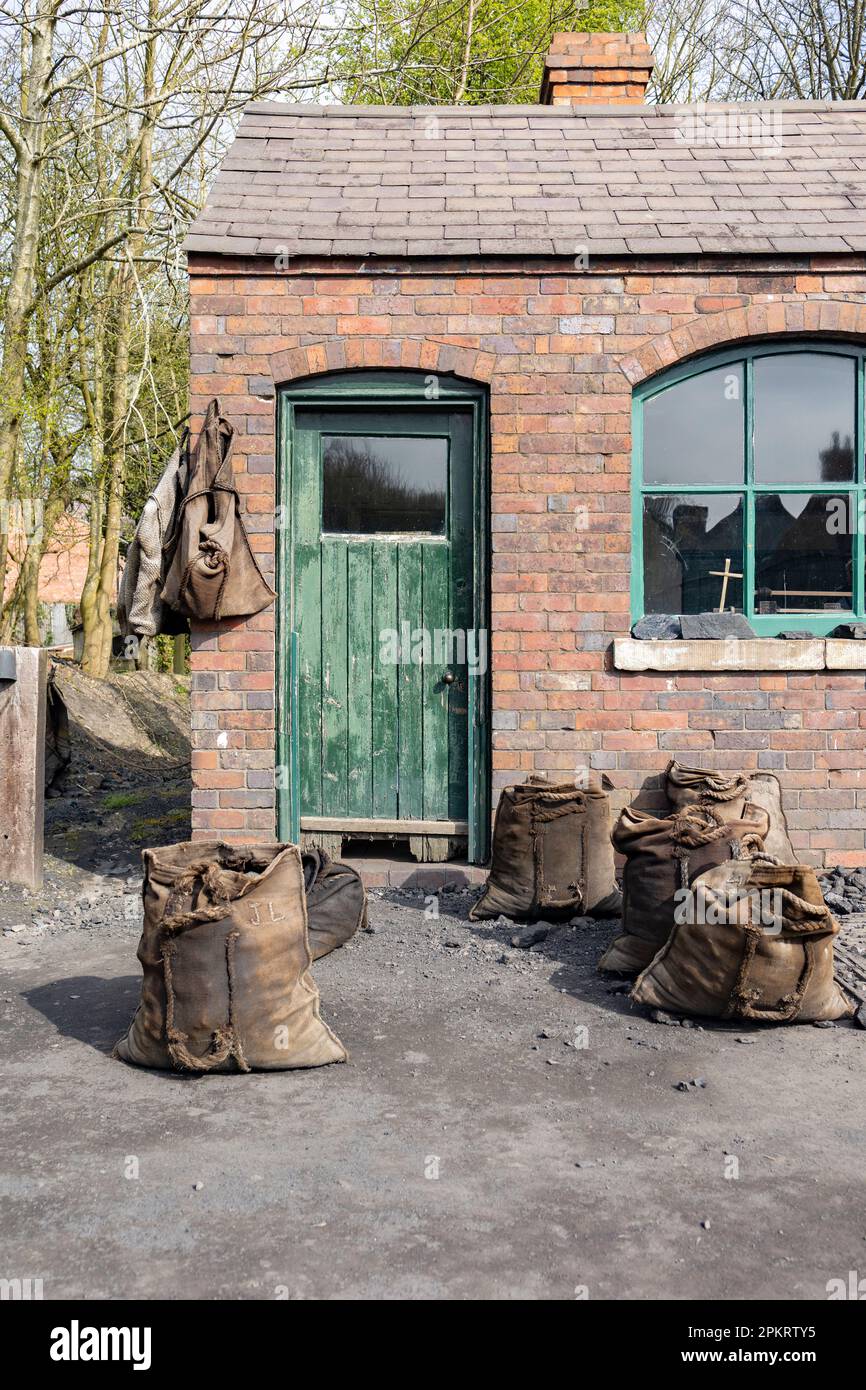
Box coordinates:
[633,343,866,636]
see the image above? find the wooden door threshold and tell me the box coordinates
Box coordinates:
[300,816,469,835]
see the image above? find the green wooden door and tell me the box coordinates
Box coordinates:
[290,404,475,836]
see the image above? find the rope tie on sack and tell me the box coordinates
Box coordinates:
[671,807,769,903]
[667,766,748,804]
[162,928,250,1073]
[670,806,732,848]
[755,885,833,924]
[159,854,253,1073]
[177,539,232,623]
[715,867,832,1022]
[162,860,237,925]
[161,903,231,933]
[748,848,780,865]
[737,833,776,862]
[724,931,817,1023]
[673,845,691,889]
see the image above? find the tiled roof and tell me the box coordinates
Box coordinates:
[185,101,866,259]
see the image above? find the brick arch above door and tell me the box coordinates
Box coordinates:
[620,298,866,388]
[267,337,497,389]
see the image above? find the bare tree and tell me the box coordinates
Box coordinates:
[0,0,339,669]
[643,0,866,101]
[0,1,62,605]
[717,0,866,99]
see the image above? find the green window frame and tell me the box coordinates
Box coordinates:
[631,341,866,637]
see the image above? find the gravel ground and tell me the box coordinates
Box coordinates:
[1,670,864,1301]
[1,867,865,1301]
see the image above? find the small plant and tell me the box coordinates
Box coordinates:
[153,634,190,674]
[103,792,143,810]
[130,808,189,841]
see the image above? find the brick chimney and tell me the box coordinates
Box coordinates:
[540,32,654,105]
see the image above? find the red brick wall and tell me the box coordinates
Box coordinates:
[4,510,96,605]
[187,256,866,865]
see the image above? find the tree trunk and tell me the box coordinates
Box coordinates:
[0,492,62,645]
[79,475,104,666]
[82,281,130,678]
[0,1,59,601]
[21,533,43,646]
[0,566,23,643]
[81,1,157,679]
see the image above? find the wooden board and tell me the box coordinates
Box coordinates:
[398,542,424,819]
[321,539,348,817]
[347,541,373,818]
[301,816,469,834]
[371,539,399,818]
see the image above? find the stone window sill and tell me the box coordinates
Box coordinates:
[613,638,866,673]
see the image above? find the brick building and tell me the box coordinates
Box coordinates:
[184,31,866,867]
[4,508,94,648]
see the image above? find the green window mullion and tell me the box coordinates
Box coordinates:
[855,361,865,618]
[631,394,645,622]
[743,356,755,621]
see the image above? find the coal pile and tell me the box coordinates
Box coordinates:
[818,866,866,916]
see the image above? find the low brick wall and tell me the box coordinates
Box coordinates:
[187,255,866,864]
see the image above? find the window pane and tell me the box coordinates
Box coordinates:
[322,435,447,534]
[755,493,853,614]
[754,353,856,484]
[643,364,744,485]
[643,493,744,613]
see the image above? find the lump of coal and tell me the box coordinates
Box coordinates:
[631,614,682,640]
[679,612,756,640]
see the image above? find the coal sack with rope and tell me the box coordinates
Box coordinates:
[598,803,771,976]
[631,859,854,1023]
[114,842,346,1072]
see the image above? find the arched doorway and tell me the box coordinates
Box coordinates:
[277,369,490,863]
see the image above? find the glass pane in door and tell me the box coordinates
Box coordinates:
[322,434,448,533]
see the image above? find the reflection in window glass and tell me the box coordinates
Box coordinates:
[643,493,744,613]
[643,364,744,485]
[322,435,448,534]
[755,493,853,613]
[754,353,856,484]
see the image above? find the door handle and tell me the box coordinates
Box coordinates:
[442,669,455,685]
